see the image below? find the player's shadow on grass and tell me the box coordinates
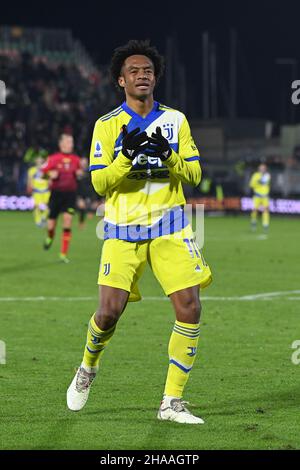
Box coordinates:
[0,260,61,275]
[77,407,178,450]
[82,406,157,417]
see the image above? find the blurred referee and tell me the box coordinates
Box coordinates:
[41,134,82,263]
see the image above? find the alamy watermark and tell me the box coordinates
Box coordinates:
[0,80,6,104]
[95,201,205,248]
[291,340,300,365]
[291,81,300,105]
[0,340,6,364]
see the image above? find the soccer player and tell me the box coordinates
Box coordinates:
[67,40,212,424]
[249,163,271,232]
[41,134,82,263]
[27,156,50,227]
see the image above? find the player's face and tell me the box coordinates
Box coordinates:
[35,157,44,168]
[118,55,156,99]
[59,135,74,154]
[259,164,267,173]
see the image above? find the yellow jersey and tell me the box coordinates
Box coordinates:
[89,101,201,241]
[28,166,49,193]
[249,171,271,197]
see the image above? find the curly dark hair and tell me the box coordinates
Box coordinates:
[110,39,165,92]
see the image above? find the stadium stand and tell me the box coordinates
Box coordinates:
[1,26,300,200]
[0,26,116,194]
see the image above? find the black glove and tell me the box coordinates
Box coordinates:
[121,125,149,160]
[145,126,172,161]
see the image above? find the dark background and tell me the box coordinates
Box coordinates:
[2,0,300,121]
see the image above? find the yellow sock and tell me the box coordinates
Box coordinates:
[251,210,257,224]
[82,314,116,370]
[34,207,42,225]
[164,321,200,398]
[41,207,48,222]
[262,210,270,228]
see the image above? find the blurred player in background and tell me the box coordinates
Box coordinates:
[77,157,100,229]
[67,40,212,424]
[41,134,82,263]
[27,156,50,227]
[249,163,271,232]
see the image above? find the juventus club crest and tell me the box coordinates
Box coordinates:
[163,123,174,141]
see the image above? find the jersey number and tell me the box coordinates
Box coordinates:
[183,238,208,265]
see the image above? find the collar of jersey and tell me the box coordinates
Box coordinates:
[121,100,161,123]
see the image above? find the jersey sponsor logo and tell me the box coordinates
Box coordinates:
[259,174,270,184]
[33,170,43,179]
[132,154,164,167]
[127,170,169,180]
[187,347,197,357]
[103,263,110,276]
[94,141,102,158]
[131,153,167,170]
[163,123,174,141]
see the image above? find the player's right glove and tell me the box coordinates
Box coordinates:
[121,125,149,160]
[145,127,172,161]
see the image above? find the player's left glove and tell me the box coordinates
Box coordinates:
[121,125,149,160]
[145,126,172,161]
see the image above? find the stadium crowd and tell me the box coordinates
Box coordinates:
[1,49,299,200]
[0,52,115,194]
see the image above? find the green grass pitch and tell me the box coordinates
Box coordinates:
[0,211,300,450]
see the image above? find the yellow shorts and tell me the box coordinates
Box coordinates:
[33,192,50,208]
[98,225,212,302]
[253,196,269,210]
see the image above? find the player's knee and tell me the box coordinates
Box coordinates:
[95,299,124,329]
[176,297,201,323]
[95,309,119,330]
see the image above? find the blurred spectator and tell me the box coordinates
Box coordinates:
[0,52,115,194]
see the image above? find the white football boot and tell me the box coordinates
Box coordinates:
[67,366,96,411]
[157,396,204,424]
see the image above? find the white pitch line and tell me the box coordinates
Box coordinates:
[239,290,300,300]
[0,291,299,302]
[0,296,95,302]
[145,294,300,301]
